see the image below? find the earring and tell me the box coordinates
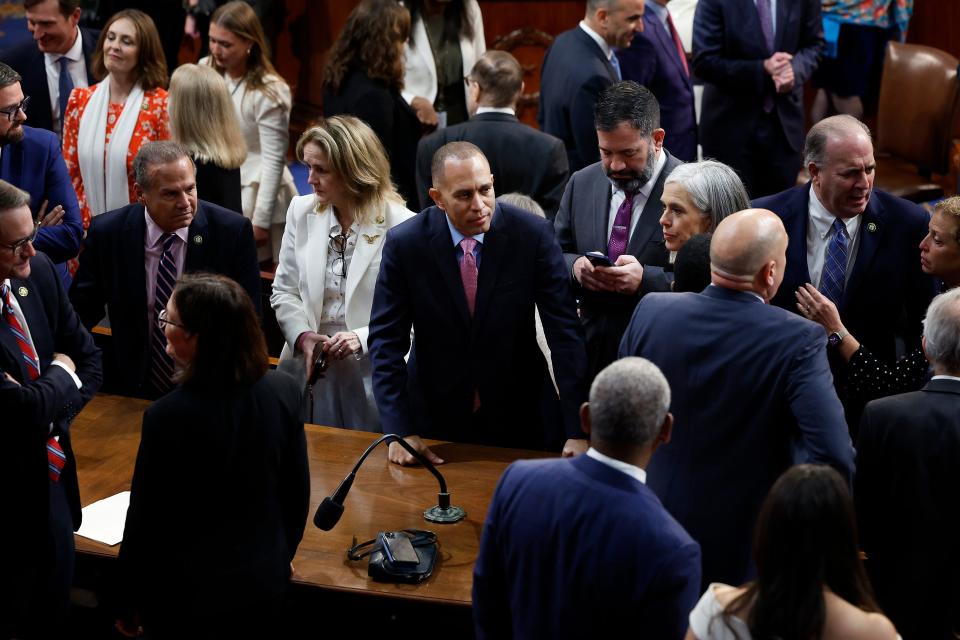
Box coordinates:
[246,48,251,56]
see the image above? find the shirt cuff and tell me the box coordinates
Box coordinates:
[50,360,83,389]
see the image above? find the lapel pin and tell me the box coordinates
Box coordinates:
[866,222,877,233]
[17,286,28,297]
[375,214,385,225]
[362,234,380,244]
[193,235,203,245]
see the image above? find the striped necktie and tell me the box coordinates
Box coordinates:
[819,218,849,306]
[1,283,67,481]
[149,233,178,395]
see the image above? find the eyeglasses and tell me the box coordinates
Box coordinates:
[0,96,30,122]
[0,222,39,257]
[329,230,349,278]
[157,308,186,331]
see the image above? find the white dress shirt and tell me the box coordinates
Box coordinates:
[806,185,861,290]
[606,148,667,242]
[475,106,516,116]
[43,27,89,135]
[579,21,615,62]
[586,447,647,484]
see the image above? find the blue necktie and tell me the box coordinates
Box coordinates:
[57,56,74,132]
[819,218,849,306]
[149,233,177,394]
[609,54,622,82]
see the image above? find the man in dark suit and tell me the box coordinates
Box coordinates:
[0,63,82,284]
[369,141,588,466]
[619,208,854,587]
[755,115,936,429]
[555,81,681,380]
[0,179,101,637]
[416,51,569,219]
[539,0,646,172]
[473,357,701,639]
[70,141,260,399]
[2,0,98,136]
[855,288,960,640]
[693,0,823,198]
[617,0,697,162]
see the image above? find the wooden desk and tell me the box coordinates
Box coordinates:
[72,394,550,610]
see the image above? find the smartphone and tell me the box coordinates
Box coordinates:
[379,531,420,566]
[584,251,614,267]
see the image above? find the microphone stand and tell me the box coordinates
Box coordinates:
[313,433,466,531]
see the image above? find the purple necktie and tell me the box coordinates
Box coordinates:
[757,0,775,112]
[459,237,478,315]
[607,191,636,262]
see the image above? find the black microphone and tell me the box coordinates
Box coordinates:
[313,434,466,531]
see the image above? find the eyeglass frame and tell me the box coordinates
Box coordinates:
[0,96,30,122]
[157,307,187,331]
[0,221,39,257]
[329,229,349,278]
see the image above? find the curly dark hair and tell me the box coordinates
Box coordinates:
[323,0,411,94]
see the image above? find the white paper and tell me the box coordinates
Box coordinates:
[76,491,130,546]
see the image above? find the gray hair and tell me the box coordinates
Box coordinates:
[0,62,21,90]
[497,193,545,218]
[0,179,30,213]
[924,288,960,373]
[803,114,873,168]
[133,141,194,189]
[589,357,671,447]
[665,160,750,230]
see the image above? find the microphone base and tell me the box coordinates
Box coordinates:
[423,504,466,523]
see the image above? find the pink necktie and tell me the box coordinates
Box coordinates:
[460,237,478,315]
[666,13,690,77]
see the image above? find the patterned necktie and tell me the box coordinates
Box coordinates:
[756,0,775,112]
[58,56,74,132]
[1,284,67,481]
[666,13,690,76]
[607,191,636,262]
[609,53,622,82]
[819,218,849,306]
[149,234,177,394]
[459,237,479,315]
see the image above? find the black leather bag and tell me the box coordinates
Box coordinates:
[347,529,438,584]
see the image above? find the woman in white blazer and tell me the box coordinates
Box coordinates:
[271,116,415,431]
[402,0,486,129]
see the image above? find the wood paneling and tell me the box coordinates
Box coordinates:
[907,0,960,60]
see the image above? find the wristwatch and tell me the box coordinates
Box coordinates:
[827,328,849,348]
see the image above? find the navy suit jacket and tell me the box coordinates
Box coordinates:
[368,203,588,451]
[69,201,261,398]
[693,0,822,155]
[856,378,960,640]
[415,112,570,219]
[617,12,697,162]
[619,286,854,586]
[473,455,701,639]
[0,253,101,632]
[539,27,619,172]
[1,28,99,134]
[0,125,83,281]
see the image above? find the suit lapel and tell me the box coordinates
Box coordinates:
[428,210,471,327]
[0,283,27,380]
[650,13,689,85]
[626,151,670,256]
[305,204,333,316]
[472,205,508,332]
[122,207,149,346]
[346,214,385,302]
[844,197,884,308]
[183,204,208,273]
[784,187,813,285]
[9,277,52,369]
[592,167,613,253]
[576,27,618,82]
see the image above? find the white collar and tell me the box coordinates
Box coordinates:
[809,184,861,240]
[44,26,82,64]
[475,106,516,116]
[586,447,647,484]
[931,375,960,382]
[579,21,613,60]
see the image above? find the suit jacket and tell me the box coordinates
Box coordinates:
[617,12,697,162]
[619,286,855,586]
[856,378,960,640]
[193,157,242,216]
[539,27,619,172]
[0,253,101,634]
[323,68,422,204]
[1,28,99,134]
[117,369,309,634]
[473,455,702,639]
[368,203,588,450]
[554,152,681,375]
[271,195,415,360]
[415,112,570,219]
[693,0,822,156]
[755,185,935,425]
[69,200,261,398]
[0,125,83,277]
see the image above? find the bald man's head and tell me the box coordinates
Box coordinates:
[710,209,788,300]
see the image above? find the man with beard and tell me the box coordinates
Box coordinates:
[555,81,681,379]
[0,62,82,285]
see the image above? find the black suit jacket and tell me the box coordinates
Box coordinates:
[415,112,569,219]
[369,203,588,451]
[0,253,101,634]
[856,378,960,640]
[538,27,619,172]
[323,67,422,204]
[1,27,100,134]
[117,370,309,634]
[69,200,261,398]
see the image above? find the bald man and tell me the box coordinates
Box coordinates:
[619,209,854,587]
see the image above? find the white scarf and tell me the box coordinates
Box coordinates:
[77,78,145,217]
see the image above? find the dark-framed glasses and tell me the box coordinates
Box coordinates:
[0,222,39,257]
[0,96,30,122]
[157,308,186,331]
[329,230,349,278]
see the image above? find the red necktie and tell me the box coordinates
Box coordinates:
[1,284,66,482]
[666,13,689,77]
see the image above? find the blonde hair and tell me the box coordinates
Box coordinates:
[208,1,285,103]
[168,64,246,169]
[296,116,402,225]
[935,196,960,243]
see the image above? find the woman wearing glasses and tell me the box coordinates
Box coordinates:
[271,117,415,430]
